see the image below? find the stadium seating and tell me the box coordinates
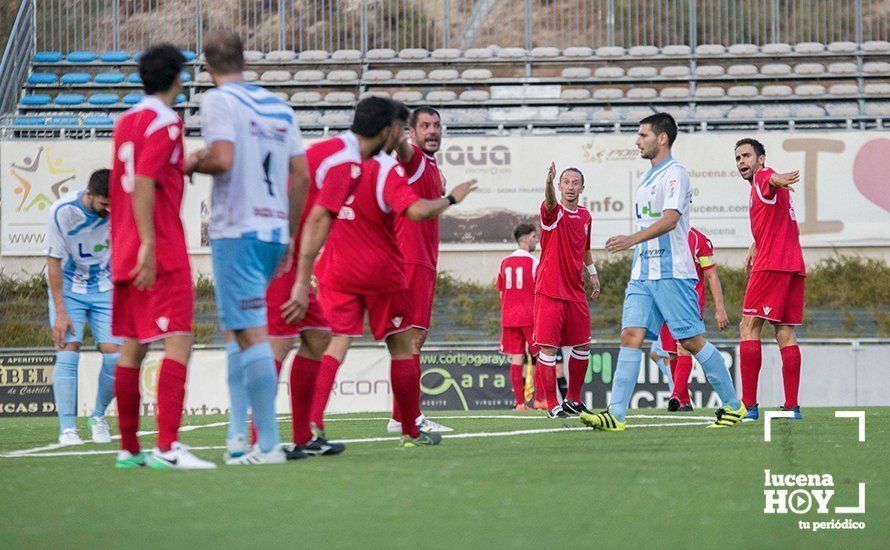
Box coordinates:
[9,39,888,131]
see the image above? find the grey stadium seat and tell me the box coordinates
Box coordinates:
[662,45,692,56]
[290,91,322,104]
[561,67,592,79]
[728,43,758,55]
[331,49,362,61]
[366,48,396,60]
[661,65,691,77]
[558,109,590,121]
[864,83,890,95]
[429,69,459,81]
[464,47,494,59]
[695,65,725,77]
[864,102,890,115]
[593,87,623,100]
[695,86,726,98]
[530,47,560,58]
[563,46,593,58]
[561,89,592,100]
[592,109,622,122]
[243,50,264,62]
[626,87,657,99]
[694,106,725,119]
[827,41,858,53]
[459,90,491,101]
[659,87,690,99]
[762,106,792,118]
[629,45,659,57]
[794,63,825,75]
[863,62,890,75]
[363,69,394,82]
[795,105,826,117]
[398,48,429,59]
[826,103,860,116]
[431,48,461,60]
[762,84,793,97]
[293,70,324,82]
[461,68,493,81]
[327,70,358,82]
[728,106,758,118]
[360,91,391,100]
[295,111,321,124]
[325,91,356,104]
[243,71,259,82]
[260,70,291,82]
[761,43,792,55]
[594,66,625,78]
[861,41,890,53]
[395,69,426,81]
[320,111,352,125]
[828,84,859,96]
[695,44,726,56]
[727,85,758,98]
[828,62,858,75]
[627,66,657,78]
[761,63,792,75]
[268,50,299,62]
[795,84,827,97]
[496,47,526,59]
[426,90,458,102]
[595,46,626,58]
[727,64,758,76]
[392,90,423,102]
[794,42,825,54]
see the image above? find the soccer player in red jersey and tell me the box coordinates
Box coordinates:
[534,162,601,418]
[497,224,540,410]
[268,97,400,457]
[387,106,453,434]
[310,103,476,447]
[662,226,730,412]
[734,138,804,421]
[108,45,214,469]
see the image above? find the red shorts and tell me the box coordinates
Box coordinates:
[112,269,194,344]
[500,325,539,356]
[317,285,413,341]
[659,323,678,354]
[742,270,805,325]
[533,294,591,348]
[405,263,436,331]
[266,269,330,338]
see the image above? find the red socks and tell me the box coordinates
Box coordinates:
[114,365,141,454]
[669,356,678,377]
[740,340,763,408]
[156,358,187,452]
[566,350,589,403]
[672,355,694,404]
[310,355,341,432]
[533,364,545,404]
[537,352,559,409]
[391,354,422,423]
[289,354,322,446]
[509,363,524,405]
[781,345,801,409]
[391,358,421,438]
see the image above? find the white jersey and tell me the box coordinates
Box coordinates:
[45,190,113,295]
[630,157,697,280]
[201,82,305,244]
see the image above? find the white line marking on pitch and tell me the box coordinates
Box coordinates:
[0,420,710,459]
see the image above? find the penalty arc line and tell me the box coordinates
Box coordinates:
[0,421,711,459]
[1,414,711,457]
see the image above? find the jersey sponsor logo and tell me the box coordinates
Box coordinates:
[763,306,772,315]
[635,201,661,219]
[639,248,666,259]
[156,316,170,332]
[667,179,678,199]
[239,297,266,311]
[337,195,356,220]
[77,240,109,259]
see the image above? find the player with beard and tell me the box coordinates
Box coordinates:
[386,107,452,435]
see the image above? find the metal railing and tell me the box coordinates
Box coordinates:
[25,0,890,53]
[0,0,35,115]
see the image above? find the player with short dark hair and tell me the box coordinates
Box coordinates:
[310,102,476,446]
[497,223,540,410]
[45,168,119,445]
[734,138,804,421]
[584,113,745,431]
[387,105,454,435]
[268,96,399,458]
[185,30,310,465]
[534,162,601,418]
[109,44,214,468]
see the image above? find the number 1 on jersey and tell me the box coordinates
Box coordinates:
[262,151,275,196]
[504,266,524,289]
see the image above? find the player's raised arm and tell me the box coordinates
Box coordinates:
[769,170,800,190]
[394,132,415,165]
[404,179,477,221]
[544,161,557,211]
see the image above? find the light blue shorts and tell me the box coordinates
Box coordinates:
[211,238,287,331]
[48,289,120,345]
[621,278,705,341]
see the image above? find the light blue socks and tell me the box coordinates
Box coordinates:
[694,342,741,409]
[93,353,118,418]
[53,350,79,432]
[226,340,249,440]
[607,347,643,422]
[241,342,280,452]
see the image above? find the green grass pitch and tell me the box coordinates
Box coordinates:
[0,408,886,548]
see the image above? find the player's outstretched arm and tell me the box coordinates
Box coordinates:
[185,141,234,177]
[130,175,157,290]
[704,268,729,330]
[544,161,557,211]
[769,170,800,190]
[584,249,601,301]
[605,210,681,253]
[404,179,477,221]
[46,257,73,347]
[394,133,415,165]
[281,205,333,323]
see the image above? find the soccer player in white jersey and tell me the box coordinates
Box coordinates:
[45,169,120,444]
[580,113,746,431]
[185,31,309,465]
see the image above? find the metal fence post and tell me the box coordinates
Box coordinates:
[607,0,615,46]
[278,0,285,51]
[688,0,697,50]
[770,0,779,43]
[360,0,368,54]
[855,0,863,44]
[112,0,120,51]
[524,0,532,50]
[195,0,203,56]
[443,0,450,49]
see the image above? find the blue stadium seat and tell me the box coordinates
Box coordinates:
[175,93,187,104]
[87,93,119,106]
[33,51,63,63]
[26,73,58,85]
[122,92,143,105]
[127,73,142,84]
[67,50,97,63]
[60,72,91,85]
[99,50,131,63]
[20,94,51,106]
[47,115,80,126]
[83,114,115,127]
[13,115,46,126]
[181,50,197,62]
[180,71,192,83]
[54,93,85,106]
[94,71,125,84]
[133,51,144,61]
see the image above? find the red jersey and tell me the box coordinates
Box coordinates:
[749,168,805,275]
[688,226,716,309]
[317,153,419,294]
[109,96,188,282]
[395,144,443,269]
[497,249,538,327]
[536,202,592,303]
